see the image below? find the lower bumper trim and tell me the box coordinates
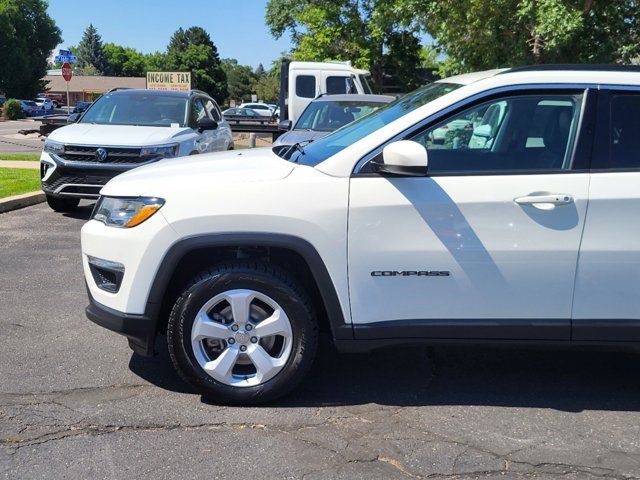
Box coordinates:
[85,292,157,357]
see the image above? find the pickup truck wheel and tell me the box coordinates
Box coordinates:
[167,262,318,405]
[45,194,79,212]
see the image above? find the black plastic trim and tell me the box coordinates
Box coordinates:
[353,319,569,341]
[85,287,156,357]
[146,233,353,341]
[573,320,640,342]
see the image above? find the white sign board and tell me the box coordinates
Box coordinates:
[146,72,192,91]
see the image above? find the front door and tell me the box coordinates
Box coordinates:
[348,89,593,340]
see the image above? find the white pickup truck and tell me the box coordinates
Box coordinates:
[82,65,640,405]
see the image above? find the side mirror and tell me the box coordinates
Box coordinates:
[67,113,80,123]
[379,140,428,176]
[197,117,218,132]
[472,124,493,138]
[278,119,292,131]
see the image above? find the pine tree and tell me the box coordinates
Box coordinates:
[76,24,110,75]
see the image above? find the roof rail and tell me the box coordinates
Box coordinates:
[190,89,208,96]
[501,64,640,74]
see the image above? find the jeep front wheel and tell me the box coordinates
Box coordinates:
[167,262,318,405]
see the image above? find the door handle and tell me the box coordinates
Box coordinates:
[514,194,574,210]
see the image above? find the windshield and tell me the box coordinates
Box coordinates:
[80,92,188,127]
[295,100,389,132]
[285,82,461,166]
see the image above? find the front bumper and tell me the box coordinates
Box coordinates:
[86,288,157,356]
[41,151,134,199]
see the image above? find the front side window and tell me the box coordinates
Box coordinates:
[296,75,316,98]
[205,99,221,121]
[326,76,356,94]
[80,92,188,127]
[190,98,207,126]
[408,93,583,173]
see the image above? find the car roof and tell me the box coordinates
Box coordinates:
[312,94,396,103]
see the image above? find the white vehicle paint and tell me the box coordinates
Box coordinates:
[280,61,372,124]
[238,102,274,117]
[82,66,640,403]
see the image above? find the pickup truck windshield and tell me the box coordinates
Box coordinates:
[285,82,461,166]
[80,92,188,127]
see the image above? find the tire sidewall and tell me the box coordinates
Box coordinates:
[170,266,316,404]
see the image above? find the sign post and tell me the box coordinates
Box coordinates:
[61,62,73,114]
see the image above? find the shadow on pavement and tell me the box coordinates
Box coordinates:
[62,203,94,220]
[129,337,640,412]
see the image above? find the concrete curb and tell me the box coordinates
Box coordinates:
[0,191,45,214]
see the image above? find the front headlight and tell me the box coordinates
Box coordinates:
[43,139,64,156]
[93,197,165,228]
[140,144,179,159]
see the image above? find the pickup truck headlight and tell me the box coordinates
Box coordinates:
[140,144,179,159]
[93,196,165,228]
[43,139,64,156]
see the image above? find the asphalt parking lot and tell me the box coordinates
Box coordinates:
[2,203,640,479]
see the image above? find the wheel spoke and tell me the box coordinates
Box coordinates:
[226,290,254,325]
[191,312,230,341]
[203,347,239,383]
[254,308,290,337]
[246,344,282,382]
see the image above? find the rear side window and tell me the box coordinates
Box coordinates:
[605,94,640,169]
[296,75,316,98]
[205,99,221,121]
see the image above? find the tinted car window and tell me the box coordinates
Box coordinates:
[296,75,316,98]
[409,94,582,173]
[205,99,221,121]
[190,98,207,126]
[326,76,352,94]
[599,94,640,169]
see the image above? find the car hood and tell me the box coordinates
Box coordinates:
[272,129,330,148]
[48,123,191,146]
[100,147,297,197]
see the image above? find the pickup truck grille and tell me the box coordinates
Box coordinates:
[58,145,151,164]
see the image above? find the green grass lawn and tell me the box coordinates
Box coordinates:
[0,168,41,198]
[0,153,40,161]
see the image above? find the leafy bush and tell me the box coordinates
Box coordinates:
[4,99,24,120]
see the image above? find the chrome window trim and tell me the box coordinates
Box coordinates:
[352,82,599,175]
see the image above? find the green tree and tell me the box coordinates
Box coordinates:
[76,24,109,75]
[144,51,168,72]
[0,0,61,98]
[166,26,227,102]
[255,63,266,78]
[253,75,279,103]
[222,58,257,103]
[410,0,640,75]
[104,43,146,77]
[265,0,423,92]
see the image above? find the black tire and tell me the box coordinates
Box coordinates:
[167,261,318,405]
[45,194,79,212]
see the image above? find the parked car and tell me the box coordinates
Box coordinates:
[41,89,233,213]
[0,96,6,108]
[222,107,262,120]
[267,104,280,118]
[39,92,65,108]
[35,97,54,111]
[73,101,92,114]
[81,65,640,405]
[20,100,38,116]
[238,102,274,117]
[272,94,395,156]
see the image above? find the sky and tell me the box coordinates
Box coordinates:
[47,0,293,68]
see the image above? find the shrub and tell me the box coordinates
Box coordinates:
[4,99,24,120]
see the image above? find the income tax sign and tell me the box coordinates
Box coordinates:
[146,72,191,91]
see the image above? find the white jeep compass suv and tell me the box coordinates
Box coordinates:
[41,89,232,213]
[82,65,640,404]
